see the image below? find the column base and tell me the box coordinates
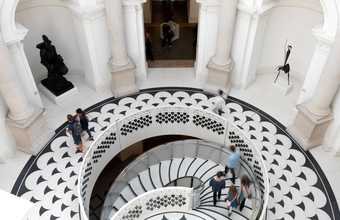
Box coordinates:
[205,59,233,94]
[287,104,333,151]
[7,108,53,155]
[111,61,138,97]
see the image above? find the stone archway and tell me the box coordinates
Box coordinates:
[232,0,339,90]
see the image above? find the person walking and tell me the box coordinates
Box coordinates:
[209,171,226,206]
[211,89,225,115]
[225,144,241,184]
[66,114,84,152]
[239,175,252,212]
[76,108,94,141]
[225,184,238,216]
[145,32,154,65]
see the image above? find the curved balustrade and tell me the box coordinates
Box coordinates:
[110,187,193,220]
[77,106,269,220]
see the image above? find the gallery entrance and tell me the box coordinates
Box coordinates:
[144,0,199,68]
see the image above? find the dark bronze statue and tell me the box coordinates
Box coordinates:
[37,35,74,96]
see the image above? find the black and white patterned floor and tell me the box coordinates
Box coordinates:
[11,87,340,220]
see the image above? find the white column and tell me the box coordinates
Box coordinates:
[69,3,112,92]
[6,28,43,108]
[288,34,340,150]
[297,29,332,104]
[0,98,16,162]
[0,36,52,155]
[211,0,237,66]
[106,0,129,66]
[232,3,270,88]
[123,0,147,82]
[0,39,35,122]
[105,0,138,96]
[195,0,220,85]
[205,0,238,92]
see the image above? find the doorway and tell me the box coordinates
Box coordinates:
[144,0,198,68]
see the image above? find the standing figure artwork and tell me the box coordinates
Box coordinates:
[37,35,74,96]
[274,43,293,85]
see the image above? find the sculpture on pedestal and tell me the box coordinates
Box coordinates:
[274,44,292,85]
[37,35,74,96]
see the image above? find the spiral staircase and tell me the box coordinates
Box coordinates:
[100,140,260,220]
[77,98,269,220]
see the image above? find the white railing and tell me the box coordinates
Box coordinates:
[110,187,193,220]
[77,106,270,220]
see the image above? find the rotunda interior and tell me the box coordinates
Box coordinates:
[0,0,340,220]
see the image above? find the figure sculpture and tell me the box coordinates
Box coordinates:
[37,35,74,96]
[274,44,292,85]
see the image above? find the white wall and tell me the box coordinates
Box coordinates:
[16,2,83,82]
[257,6,322,82]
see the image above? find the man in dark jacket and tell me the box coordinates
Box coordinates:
[76,108,94,141]
[209,171,226,206]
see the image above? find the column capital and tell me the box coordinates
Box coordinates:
[237,1,274,18]
[68,3,105,21]
[123,0,146,6]
[313,26,335,45]
[196,0,220,7]
[2,23,28,46]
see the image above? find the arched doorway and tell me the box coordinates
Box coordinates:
[144,0,199,68]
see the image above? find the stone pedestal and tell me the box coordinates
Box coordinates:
[38,83,78,105]
[287,104,332,151]
[111,62,138,97]
[205,59,233,93]
[7,108,53,155]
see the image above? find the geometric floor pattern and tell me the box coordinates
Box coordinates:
[11,87,340,220]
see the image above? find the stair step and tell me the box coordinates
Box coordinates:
[160,160,172,184]
[139,170,155,191]
[129,177,146,195]
[170,158,184,181]
[112,196,126,210]
[186,158,207,176]
[150,163,163,187]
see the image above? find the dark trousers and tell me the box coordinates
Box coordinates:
[239,198,246,211]
[225,166,236,184]
[85,129,92,138]
[213,190,221,206]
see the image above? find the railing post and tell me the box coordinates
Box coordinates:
[191,185,202,209]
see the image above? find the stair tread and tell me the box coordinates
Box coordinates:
[129,177,146,195]
[139,169,155,191]
[120,186,136,202]
[194,160,220,180]
[197,204,250,220]
[150,164,163,187]
[170,158,184,181]
[178,158,196,177]
[186,158,207,176]
[160,160,172,184]
[112,196,126,210]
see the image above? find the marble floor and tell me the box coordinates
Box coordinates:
[9,88,340,220]
[0,68,339,216]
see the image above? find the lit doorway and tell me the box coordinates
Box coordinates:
[144,0,198,68]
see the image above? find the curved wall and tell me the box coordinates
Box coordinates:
[15,0,83,82]
[257,5,322,82]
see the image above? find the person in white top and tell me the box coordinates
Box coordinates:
[211,89,226,115]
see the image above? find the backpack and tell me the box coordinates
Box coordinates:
[73,120,82,136]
